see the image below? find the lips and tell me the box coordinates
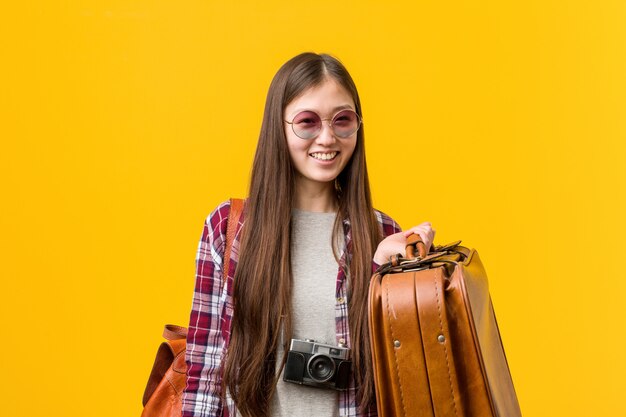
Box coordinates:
[309,151,338,161]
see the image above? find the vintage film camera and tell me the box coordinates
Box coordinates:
[283,338,351,390]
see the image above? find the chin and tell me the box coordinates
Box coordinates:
[302,173,339,185]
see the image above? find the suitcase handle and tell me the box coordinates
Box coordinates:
[406,234,428,259]
[382,239,464,275]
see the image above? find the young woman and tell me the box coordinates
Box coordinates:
[182,52,435,417]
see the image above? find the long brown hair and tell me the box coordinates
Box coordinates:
[222,52,382,416]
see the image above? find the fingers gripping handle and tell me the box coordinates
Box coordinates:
[406,233,428,260]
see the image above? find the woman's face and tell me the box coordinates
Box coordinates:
[283,78,358,189]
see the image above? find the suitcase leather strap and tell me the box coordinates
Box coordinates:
[413,267,464,416]
[383,266,465,417]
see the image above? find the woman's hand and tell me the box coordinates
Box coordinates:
[373,222,436,265]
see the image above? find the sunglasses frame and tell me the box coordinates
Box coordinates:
[284,109,363,140]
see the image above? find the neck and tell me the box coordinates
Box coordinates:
[293,177,338,213]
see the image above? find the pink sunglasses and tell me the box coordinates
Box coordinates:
[284,109,362,140]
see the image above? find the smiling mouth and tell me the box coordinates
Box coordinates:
[309,151,338,161]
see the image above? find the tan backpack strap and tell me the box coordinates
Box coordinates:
[224,198,244,277]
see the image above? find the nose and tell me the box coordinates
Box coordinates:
[315,121,337,146]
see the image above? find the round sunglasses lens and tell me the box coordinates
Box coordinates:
[332,110,359,138]
[292,111,321,139]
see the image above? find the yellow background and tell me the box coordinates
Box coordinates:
[2,1,625,416]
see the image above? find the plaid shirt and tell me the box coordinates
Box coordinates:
[183,199,402,417]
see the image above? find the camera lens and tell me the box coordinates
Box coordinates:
[307,354,336,383]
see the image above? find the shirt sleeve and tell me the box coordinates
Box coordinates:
[183,201,232,417]
[372,209,403,275]
[371,260,381,275]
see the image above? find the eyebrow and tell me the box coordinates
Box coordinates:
[289,104,354,118]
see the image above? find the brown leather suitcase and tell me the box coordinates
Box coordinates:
[368,236,522,417]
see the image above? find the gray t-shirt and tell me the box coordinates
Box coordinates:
[268,208,343,417]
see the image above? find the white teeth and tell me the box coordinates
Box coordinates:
[310,152,337,161]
